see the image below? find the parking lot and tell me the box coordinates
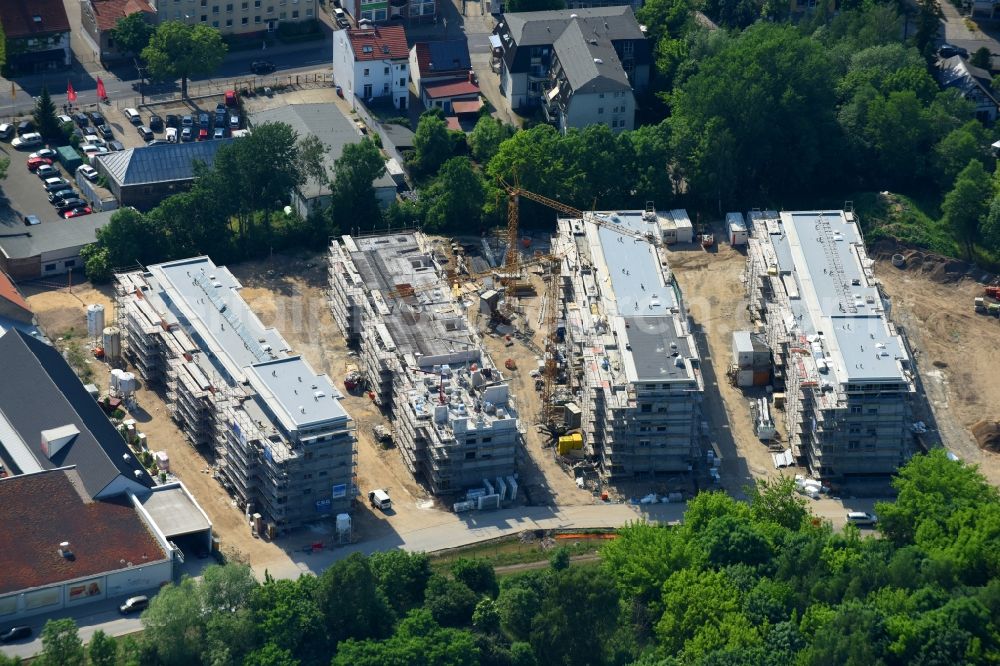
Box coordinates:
[0,141,75,226]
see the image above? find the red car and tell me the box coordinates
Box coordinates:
[62,206,92,219]
[197,128,208,141]
[27,156,53,172]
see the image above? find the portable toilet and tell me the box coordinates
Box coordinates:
[727,212,748,246]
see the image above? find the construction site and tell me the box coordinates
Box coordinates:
[115,257,357,538]
[745,210,918,485]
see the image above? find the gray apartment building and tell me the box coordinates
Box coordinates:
[553,209,704,478]
[746,210,917,482]
[116,257,356,534]
[328,233,518,495]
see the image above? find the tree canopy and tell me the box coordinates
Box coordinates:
[111,12,155,58]
[141,21,226,96]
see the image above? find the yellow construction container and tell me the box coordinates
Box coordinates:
[557,433,584,456]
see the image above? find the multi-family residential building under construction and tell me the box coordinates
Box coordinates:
[115,256,357,536]
[746,210,917,483]
[552,208,705,479]
[328,232,519,497]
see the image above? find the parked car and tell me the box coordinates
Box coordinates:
[78,164,99,181]
[0,123,13,140]
[29,148,57,160]
[137,125,154,142]
[12,132,43,149]
[74,112,90,128]
[197,128,209,141]
[17,120,34,135]
[149,114,163,132]
[123,108,142,125]
[198,113,210,129]
[79,143,104,155]
[165,114,180,129]
[97,124,114,140]
[89,111,105,125]
[48,189,77,205]
[215,109,226,127]
[22,215,40,226]
[57,114,73,126]
[213,127,226,140]
[108,140,125,151]
[938,43,968,59]
[181,114,194,127]
[0,626,32,643]
[165,127,178,143]
[43,177,70,192]
[333,8,349,28]
[119,596,149,615]
[251,59,276,74]
[181,127,193,142]
[35,164,59,179]
[56,198,87,213]
[26,156,53,172]
[83,134,103,146]
[63,206,93,218]
[229,114,240,130]
[225,89,239,107]
[846,511,878,527]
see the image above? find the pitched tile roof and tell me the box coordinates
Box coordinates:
[501,6,643,46]
[96,139,231,188]
[345,25,408,61]
[88,0,155,32]
[0,0,71,38]
[452,99,484,114]
[0,468,166,594]
[413,40,472,75]
[0,330,153,498]
[423,79,480,99]
[0,269,31,314]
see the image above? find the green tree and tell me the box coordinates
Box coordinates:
[140,576,205,665]
[914,0,943,56]
[933,120,991,189]
[0,23,6,72]
[550,547,570,571]
[0,156,10,181]
[981,195,1000,252]
[669,23,839,207]
[141,21,227,97]
[468,116,513,164]
[330,138,385,231]
[332,609,480,666]
[496,584,540,640]
[941,159,992,259]
[110,12,155,58]
[747,476,808,531]
[421,157,485,232]
[244,644,299,666]
[86,630,118,666]
[472,597,501,633]
[530,567,619,666]
[35,618,84,666]
[424,574,480,627]
[369,550,433,616]
[250,577,326,664]
[451,558,499,598]
[412,112,453,179]
[200,563,257,612]
[32,87,62,142]
[971,46,992,69]
[314,552,392,647]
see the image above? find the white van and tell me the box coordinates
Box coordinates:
[123,108,142,125]
[846,511,878,527]
[368,488,391,511]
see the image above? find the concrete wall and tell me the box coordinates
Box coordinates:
[564,90,634,133]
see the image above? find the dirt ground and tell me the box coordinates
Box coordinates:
[665,240,807,497]
[872,253,1000,486]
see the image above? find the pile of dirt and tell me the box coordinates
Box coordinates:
[870,240,974,284]
[971,420,1000,452]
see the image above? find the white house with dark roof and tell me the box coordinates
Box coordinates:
[938,55,999,122]
[493,7,649,132]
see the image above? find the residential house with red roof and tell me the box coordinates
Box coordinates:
[80,0,157,66]
[0,0,72,74]
[409,40,482,116]
[333,25,410,111]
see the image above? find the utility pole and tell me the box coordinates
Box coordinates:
[133,59,147,105]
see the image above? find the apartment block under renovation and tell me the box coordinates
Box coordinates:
[746,210,916,482]
[554,209,704,479]
[328,233,518,495]
[115,257,356,534]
